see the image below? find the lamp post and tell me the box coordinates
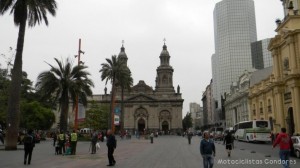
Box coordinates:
[74,38,84,130]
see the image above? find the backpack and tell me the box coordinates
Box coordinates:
[23,134,33,145]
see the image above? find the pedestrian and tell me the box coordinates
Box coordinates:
[70,130,78,155]
[91,131,98,154]
[23,129,35,165]
[106,129,116,166]
[200,131,216,168]
[150,132,154,143]
[52,131,57,147]
[58,131,66,155]
[272,127,292,168]
[101,131,105,142]
[270,131,275,144]
[223,131,234,157]
[0,128,4,144]
[188,132,193,144]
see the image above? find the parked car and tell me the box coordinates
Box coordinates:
[291,136,300,158]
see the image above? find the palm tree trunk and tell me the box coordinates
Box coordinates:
[60,93,69,132]
[5,16,27,150]
[109,79,116,130]
[121,87,124,131]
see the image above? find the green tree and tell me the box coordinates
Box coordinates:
[83,101,109,131]
[99,55,128,130]
[182,112,193,131]
[0,68,10,128]
[20,101,55,130]
[0,0,57,150]
[35,58,94,132]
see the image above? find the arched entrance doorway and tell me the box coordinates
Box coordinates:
[138,118,145,133]
[162,121,169,134]
[287,107,295,135]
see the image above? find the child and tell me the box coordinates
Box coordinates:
[55,141,60,155]
[65,140,71,155]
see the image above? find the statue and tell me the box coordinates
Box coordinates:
[104,86,107,95]
[177,85,180,93]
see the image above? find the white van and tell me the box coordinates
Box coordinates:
[80,128,93,134]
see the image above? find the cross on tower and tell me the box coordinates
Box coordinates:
[163,38,166,44]
[122,40,124,47]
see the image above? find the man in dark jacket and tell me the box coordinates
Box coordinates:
[106,129,116,166]
[23,129,35,165]
[223,132,234,157]
[200,131,215,168]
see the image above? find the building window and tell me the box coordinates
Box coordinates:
[259,102,263,114]
[267,99,272,113]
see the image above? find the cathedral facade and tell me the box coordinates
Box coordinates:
[97,43,184,134]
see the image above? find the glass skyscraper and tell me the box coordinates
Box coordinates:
[251,38,272,69]
[212,0,257,103]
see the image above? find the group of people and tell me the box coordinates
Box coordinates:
[199,127,293,168]
[52,130,78,155]
[52,129,117,166]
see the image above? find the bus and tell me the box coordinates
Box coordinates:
[233,120,271,142]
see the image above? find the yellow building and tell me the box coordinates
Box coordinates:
[249,1,300,135]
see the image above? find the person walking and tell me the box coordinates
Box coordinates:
[106,129,116,166]
[0,128,4,144]
[70,130,78,155]
[223,131,234,157]
[150,132,154,143]
[23,129,35,165]
[187,132,193,144]
[272,127,292,168]
[52,131,57,147]
[58,131,66,155]
[200,131,215,168]
[91,131,98,154]
[270,131,275,144]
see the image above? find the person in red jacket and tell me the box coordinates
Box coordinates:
[272,128,291,168]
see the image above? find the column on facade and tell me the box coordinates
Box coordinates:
[263,93,267,121]
[274,88,285,132]
[272,50,280,80]
[288,37,297,74]
[292,86,300,134]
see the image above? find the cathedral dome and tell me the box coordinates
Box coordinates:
[118,45,127,59]
[160,44,170,56]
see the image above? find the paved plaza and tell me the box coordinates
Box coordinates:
[0,135,299,168]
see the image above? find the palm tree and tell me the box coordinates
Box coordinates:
[99,55,129,130]
[0,0,57,150]
[35,58,94,132]
[115,66,133,131]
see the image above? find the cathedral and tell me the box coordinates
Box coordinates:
[97,42,184,134]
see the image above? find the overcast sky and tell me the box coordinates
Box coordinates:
[0,0,283,117]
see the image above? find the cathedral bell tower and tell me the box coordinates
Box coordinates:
[118,40,128,66]
[155,41,175,93]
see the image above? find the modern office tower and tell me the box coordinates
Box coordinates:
[212,0,257,104]
[251,38,272,69]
